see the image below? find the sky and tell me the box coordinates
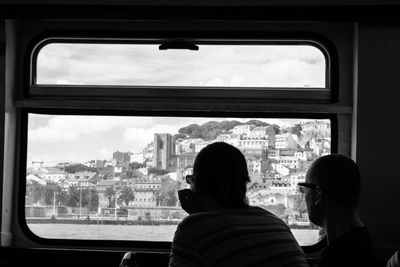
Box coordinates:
[36,43,325,87]
[28,42,327,164]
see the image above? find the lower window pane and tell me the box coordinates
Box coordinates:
[25,114,331,246]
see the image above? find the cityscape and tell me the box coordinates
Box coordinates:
[25,116,331,243]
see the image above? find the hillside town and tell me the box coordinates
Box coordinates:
[26,119,330,227]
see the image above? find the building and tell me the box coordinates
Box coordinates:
[270,162,290,176]
[175,138,203,155]
[84,160,105,168]
[96,180,119,208]
[215,133,232,142]
[39,168,67,183]
[26,173,46,185]
[96,180,119,193]
[143,143,153,162]
[276,156,300,169]
[66,171,99,187]
[237,136,269,149]
[112,151,130,164]
[249,125,276,147]
[133,176,161,191]
[153,133,175,171]
[176,152,196,169]
[301,120,331,138]
[308,138,331,157]
[130,191,156,207]
[246,155,268,174]
[130,152,144,164]
[275,133,298,150]
[267,148,280,158]
[289,171,306,190]
[231,124,255,135]
[195,140,213,153]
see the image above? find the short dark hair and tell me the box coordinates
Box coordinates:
[193,142,250,208]
[308,154,361,207]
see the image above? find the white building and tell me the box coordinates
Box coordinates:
[237,136,269,149]
[301,120,331,138]
[309,138,331,157]
[247,157,268,174]
[275,133,298,149]
[276,156,300,169]
[290,171,306,190]
[195,141,213,152]
[130,152,145,164]
[248,126,276,147]
[130,191,156,207]
[134,177,161,191]
[26,173,46,185]
[175,138,203,155]
[216,133,232,142]
[39,169,66,183]
[270,163,290,176]
[231,124,255,135]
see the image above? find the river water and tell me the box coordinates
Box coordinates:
[28,224,320,246]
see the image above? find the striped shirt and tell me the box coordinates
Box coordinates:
[169,206,309,267]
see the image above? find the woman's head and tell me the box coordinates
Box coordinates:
[192,142,250,208]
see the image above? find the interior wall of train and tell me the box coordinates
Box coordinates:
[0,1,400,266]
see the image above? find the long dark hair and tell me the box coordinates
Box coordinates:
[193,142,250,208]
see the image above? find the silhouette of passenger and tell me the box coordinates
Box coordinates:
[300,154,380,267]
[169,142,309,267]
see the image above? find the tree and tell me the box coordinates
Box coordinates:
[66,186,81,207]
[85,187,99,211]
[294,193,307,217]
[118,186,134,206]
[64,164,97,173]
[148,168,168,175]
[165,190,178,206]
[291,124,303,138]
[104,186,116,208]
[43,183,60,205]
[173,133,187,140]
[272,124,280,134]
[245,120,269,127]
[26,181,44,204]
[129,162,143,170]
[159,189,177,207]
[154,191,162,206]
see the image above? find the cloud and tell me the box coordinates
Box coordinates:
[99,148,112,159]
[36,43,325,87]
[28,126,78,142]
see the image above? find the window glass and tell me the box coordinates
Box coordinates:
[26,114,331,246]
[36,43,326,88]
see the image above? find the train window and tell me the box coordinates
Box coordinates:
[25,113,331,246]
[30,41,330,100]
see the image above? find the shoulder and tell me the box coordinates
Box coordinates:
[320,227,380,267]
[177,206,290,233]
[177,211,220,230]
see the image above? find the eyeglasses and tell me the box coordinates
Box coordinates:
[297,182,319,194]
[185,174,195,184]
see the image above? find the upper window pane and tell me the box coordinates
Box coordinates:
[35,42,326,88]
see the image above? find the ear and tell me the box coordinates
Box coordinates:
[314,187,325,205]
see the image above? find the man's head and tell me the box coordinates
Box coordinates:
[192,142,250,209]
[303,154,361,226]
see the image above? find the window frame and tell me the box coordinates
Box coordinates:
[29,37,332,101]
[18,107,337,250]
[4,19,354,253]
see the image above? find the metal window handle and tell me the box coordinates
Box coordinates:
[119,252,139,267]
[159,41,199,50]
